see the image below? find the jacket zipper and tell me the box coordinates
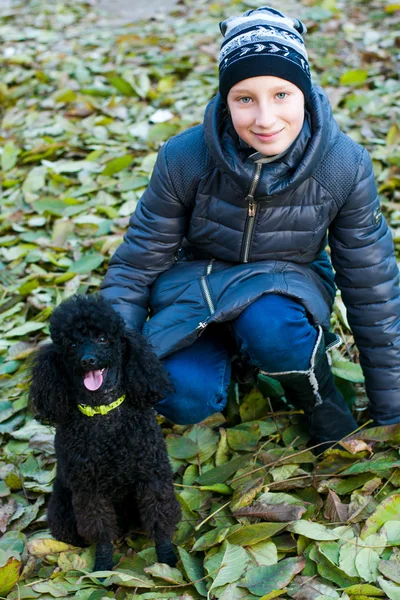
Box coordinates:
[242,163,262,263]
[197,259,215,330]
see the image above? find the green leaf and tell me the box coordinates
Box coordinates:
[79,569,154,587]
[0,532,25,558]
[257,374,285,398]
[239,389,269,422]
[210,542,249,592]
[247,540,278,567]
[1,141,20,172]
[178,547,207,597]
[184,425,218,464]
[0,480,10,497]
[196,454,250,485]
[192,526,231,552]
[166,435,198,459]
[287,521,340,541]
[227,523,287,546]
[199,483,232,494]
[377,576,400,600]
[22,166,46,199]
[353,423,400,444]
[309,545,360,588]
[340,458,400,476]
[230,477,265,512]
[101,154,133,176]
[0,361,20,375]
[239,557,305,596]
[31,581,69,596]
[331,359,365,383]
[339,69,369,85]
[67,252,104,274]
[106,72,136,96]
[144,563,184,584]
[226,423,262,451]
[318,542,340,567]
[42,159,100,173]
[383,521,400,545]
[339,540,358,578]
[3,322,46,337]
[355,546,380,582]
[147,122,180,145]
[33,197,81,216]
[361,494,400,539]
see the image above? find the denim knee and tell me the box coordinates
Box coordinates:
[232,293,318,373]
[156,330,231,425]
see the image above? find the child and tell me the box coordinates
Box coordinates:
[101,6,400,448]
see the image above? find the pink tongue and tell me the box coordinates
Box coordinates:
[83,370,103,391]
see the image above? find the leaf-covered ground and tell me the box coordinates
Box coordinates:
[1,0,400,598]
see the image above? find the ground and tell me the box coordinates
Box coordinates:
[96,0,180,24]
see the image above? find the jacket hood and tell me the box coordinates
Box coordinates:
[203,86,340,199]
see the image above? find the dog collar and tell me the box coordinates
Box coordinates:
[78,394,126,417]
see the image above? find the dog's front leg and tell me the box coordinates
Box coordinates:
[48,477,86,548]
[93,541,114,573]
[72,492,118,572]
[136,480,180,567]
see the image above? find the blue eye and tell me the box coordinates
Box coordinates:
[276,92,288,100]
[239,97,252,104]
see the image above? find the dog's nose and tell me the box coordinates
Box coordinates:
[81,355,98,369]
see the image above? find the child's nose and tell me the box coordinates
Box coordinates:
[254,107,278,129]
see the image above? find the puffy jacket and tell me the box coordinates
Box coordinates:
[101,86,400,425]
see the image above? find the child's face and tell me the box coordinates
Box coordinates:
[227,76,305,156]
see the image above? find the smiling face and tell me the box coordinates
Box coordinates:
[227,76,305,156]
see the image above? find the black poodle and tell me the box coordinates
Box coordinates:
[29,294,181,572]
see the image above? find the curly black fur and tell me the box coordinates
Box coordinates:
[29,294,181,572]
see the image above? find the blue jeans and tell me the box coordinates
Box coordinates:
[156,294,318,424]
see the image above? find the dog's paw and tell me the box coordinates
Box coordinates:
[156,540,177,567]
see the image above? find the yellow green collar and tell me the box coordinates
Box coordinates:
[78,394,126,417]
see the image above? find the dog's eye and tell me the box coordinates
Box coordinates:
[68,342,77,352]
[98,335,108,344]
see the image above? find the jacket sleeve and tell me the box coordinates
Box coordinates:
[100,140,189,332]
[328,148,400,425]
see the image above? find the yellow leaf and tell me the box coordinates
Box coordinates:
[0,557,21,596]
[27,538,78,556]
[260,590,287,600]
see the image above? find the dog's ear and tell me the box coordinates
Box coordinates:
[123,332,173,407]
[29,343,72,425]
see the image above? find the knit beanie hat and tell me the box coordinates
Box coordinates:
[218,6,312,103]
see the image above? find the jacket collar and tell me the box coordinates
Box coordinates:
[203,86,340,200]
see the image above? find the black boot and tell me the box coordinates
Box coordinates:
[261,327,358,451]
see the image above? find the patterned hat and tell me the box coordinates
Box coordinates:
[218,6,311,102]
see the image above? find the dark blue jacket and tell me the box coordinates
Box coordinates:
[101,86,400,425]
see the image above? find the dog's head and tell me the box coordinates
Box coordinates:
[29,294,172,424]
[49,294,125,396]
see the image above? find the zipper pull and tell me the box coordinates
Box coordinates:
[248,202,256,217]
